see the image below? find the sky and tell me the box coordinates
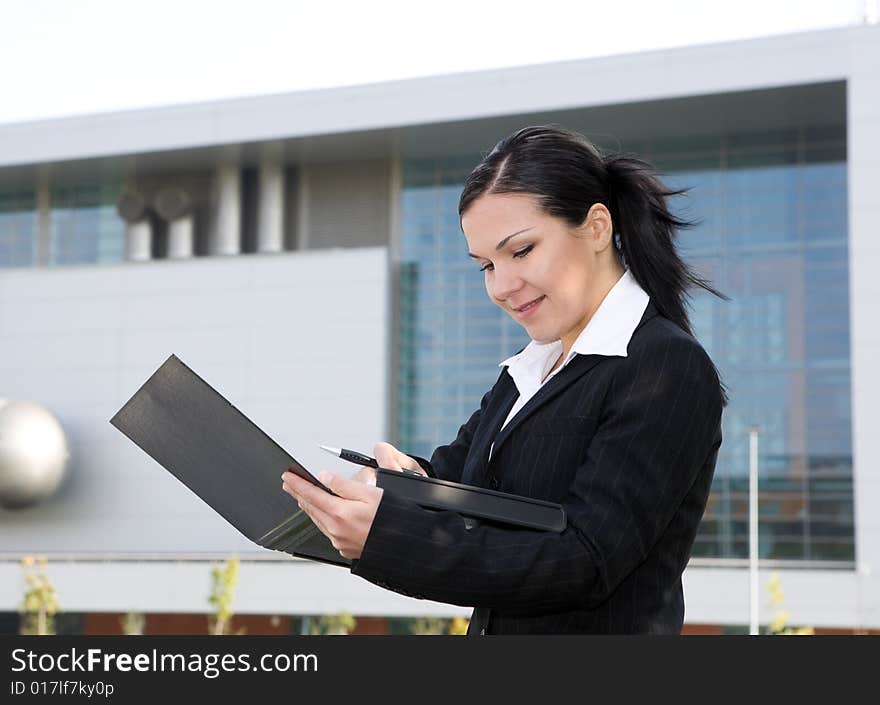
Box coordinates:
[0,0,872,125]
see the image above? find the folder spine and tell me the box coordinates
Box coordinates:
[376,469,566,532]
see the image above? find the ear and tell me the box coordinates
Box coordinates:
[583,203,614,252]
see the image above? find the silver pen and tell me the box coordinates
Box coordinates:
[319,444,379,468]
[319,445,424,476]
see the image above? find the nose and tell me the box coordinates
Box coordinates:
[488,264,524,305]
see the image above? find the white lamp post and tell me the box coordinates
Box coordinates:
[748,426,760,635]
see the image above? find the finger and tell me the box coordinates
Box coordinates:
[374,441,425,475]
[283,479,335,539]
[298,493,348,557]
[320,471,383,503]
[281,470,324,498]
[373,442,403,471]
[352,466,378,486]
[298,500,333,543]
[282,472,339,515]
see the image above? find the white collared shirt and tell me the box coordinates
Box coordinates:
[494,269,650,441]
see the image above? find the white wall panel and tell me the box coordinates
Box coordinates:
[0,248,389,558]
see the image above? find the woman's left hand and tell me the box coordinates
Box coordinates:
[281,470,383,560]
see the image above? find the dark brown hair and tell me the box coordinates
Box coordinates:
[459,124,728,339]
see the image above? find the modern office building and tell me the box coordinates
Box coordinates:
[1,24,878,634]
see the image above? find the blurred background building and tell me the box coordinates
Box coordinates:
[0,24,878,634]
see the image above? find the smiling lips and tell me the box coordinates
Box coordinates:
[513,295,545,317]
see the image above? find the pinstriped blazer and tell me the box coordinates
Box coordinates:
[351,301,724,634]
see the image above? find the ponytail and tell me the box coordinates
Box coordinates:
[602,153,729,338]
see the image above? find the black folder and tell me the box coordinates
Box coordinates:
[110,355,566,569]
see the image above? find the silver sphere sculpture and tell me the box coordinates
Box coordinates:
[0,399,69,509]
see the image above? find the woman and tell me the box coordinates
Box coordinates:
[283,125,727,634]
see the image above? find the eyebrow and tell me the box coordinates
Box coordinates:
[467,228,533,259]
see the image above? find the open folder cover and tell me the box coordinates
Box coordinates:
[110,355,566,569]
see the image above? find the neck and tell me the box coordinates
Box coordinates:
[559,264,626,359]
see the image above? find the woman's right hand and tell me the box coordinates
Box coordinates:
[352,442,426,485]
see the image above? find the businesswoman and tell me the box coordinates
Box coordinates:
[283,125,727,634]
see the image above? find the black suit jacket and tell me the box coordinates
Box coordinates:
[351,302,724,634]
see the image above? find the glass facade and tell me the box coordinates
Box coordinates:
[0,190,36,267]
[0,180,124,268]
[398,156,532,459]
[48,182,124,266]
[398,125,853,563]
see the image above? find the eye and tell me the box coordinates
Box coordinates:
[478,244,533,273]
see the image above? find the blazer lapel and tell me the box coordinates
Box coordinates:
[474,301,661,485]
[461,371,518,486]
[484,353,607,475]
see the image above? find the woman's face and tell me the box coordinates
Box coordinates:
[461,192,619,348]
